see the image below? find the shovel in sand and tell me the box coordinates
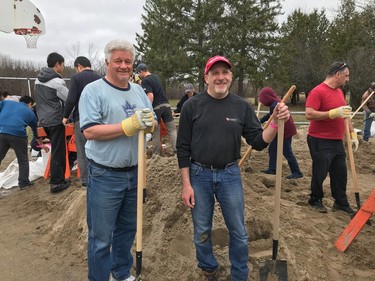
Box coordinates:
[136,129,146,281]
[259,120,288,281]
[344,119,371,225]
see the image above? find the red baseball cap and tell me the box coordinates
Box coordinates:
[204,55,232,75]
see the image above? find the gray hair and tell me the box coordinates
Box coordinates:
[104,39,136,62]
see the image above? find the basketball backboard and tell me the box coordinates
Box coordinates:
[0,0,14,33]
[0,0,46,48]
[14,0,46,35]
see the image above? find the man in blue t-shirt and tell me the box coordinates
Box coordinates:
[79,39,156,281]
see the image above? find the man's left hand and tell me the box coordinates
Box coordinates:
[351,131,359,152]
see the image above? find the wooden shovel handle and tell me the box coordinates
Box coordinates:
[350,91,375,119]
[136,129,145,252]
[344,119,359,193]
[256,100,261,118]
[273,120,284,241]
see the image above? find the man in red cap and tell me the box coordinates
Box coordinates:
[176,55,290,280]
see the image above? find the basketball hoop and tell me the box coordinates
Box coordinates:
[14,28,42,49]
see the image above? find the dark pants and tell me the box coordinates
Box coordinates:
[0,133,30,187]
[268,136,301,174]
[153,105,177,153]
[44,124,66,185]
[74,120,88,184]
[307,135,349,206]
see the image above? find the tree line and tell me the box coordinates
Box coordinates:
[136,0,375,107]
[1,0,375,108]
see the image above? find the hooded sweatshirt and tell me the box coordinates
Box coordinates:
[259,87,297,139]
[34,67,69,127]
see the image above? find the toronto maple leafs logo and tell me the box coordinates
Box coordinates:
[122,100,136,117]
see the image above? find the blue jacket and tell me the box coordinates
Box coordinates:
[0,100,38,138]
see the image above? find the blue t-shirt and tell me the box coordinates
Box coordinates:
[79,78,154,168]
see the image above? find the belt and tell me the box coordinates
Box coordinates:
[191,159,237,170]
[88,159,137,172]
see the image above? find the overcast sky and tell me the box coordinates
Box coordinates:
[0,0,340,66]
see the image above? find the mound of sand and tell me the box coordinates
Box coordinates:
[1,126,375,281]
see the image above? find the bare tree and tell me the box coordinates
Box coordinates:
[65,41,81,62]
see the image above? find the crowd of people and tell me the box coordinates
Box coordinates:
[1,38,375,281]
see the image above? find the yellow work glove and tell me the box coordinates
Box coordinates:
[140,108,155,134]
[351,131,359,152]
[121,109,146,136]
[328,106,352,119]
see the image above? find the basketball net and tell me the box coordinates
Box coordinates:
[14,28,41,49]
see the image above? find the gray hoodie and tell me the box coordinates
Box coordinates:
[34,67,69,127]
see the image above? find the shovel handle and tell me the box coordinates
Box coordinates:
[344,119,362,211]
[256,100,261,118]
[350,91,375,119]
[136,129,145,277]
[238,146,253,168]
[344,119,359,194]
[273,120,284,242]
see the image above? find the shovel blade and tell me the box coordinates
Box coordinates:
[259,259,288,281]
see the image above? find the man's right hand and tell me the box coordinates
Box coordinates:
[369,112,375,118]
[328,106,352,119]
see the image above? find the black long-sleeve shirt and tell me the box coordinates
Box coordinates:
[176,91,268,168]
[64,69,101,122]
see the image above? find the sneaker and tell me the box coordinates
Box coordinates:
[261,169,276,175]
[50,180,70,194]
[121,276,135,281]
[286,172,303,179]
[19,181,34,190]
[201,270,217,281]
[332,203,355,215]
[111,276,135,281]
[308,199,327,213]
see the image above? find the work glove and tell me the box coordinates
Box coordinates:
[369,112,375,118]
[121,108,154,136]
[140,108,155,134]
[328,106,352,119]
[351,131,359,152]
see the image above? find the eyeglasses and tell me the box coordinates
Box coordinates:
[336,63,347,73]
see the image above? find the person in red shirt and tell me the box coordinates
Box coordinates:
[305,62,358,215]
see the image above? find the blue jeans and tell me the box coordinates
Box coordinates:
[190,162,249,281]
[363,111,374,141]
[268,137,301,174]
[87,162,137,281]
